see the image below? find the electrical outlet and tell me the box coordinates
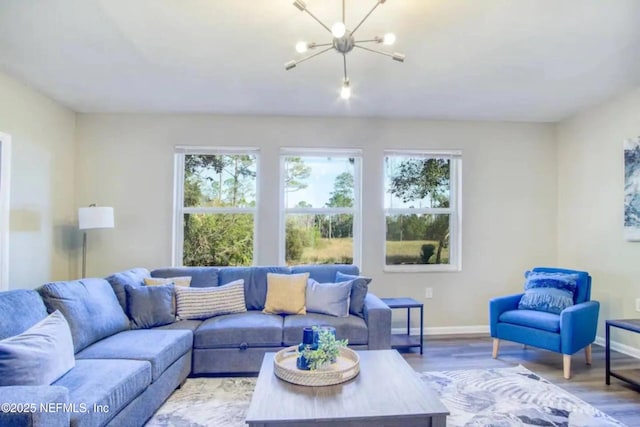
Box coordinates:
[636,298,640,312]
[425,288,433,299]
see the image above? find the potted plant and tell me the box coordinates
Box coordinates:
[300,327,348,370]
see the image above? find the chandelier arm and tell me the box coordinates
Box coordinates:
[355,45,405,62]
[355,38,382,44]
[302,8,332,34]
[291,46,334,67]
[343,54,348,81]
[351,0,384,36]
[311,42,333,48]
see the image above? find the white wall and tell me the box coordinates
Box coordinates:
[557,87,640,349]
[0,71,76,289]
[76,114,557,328]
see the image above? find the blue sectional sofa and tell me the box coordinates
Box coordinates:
[0,264,391,426]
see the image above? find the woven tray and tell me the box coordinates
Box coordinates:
[273,346,360,386]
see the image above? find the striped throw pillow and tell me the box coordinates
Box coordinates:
[175,280,246,320]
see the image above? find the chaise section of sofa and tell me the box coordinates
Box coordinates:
[36,278,193,427]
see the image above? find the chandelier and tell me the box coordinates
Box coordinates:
[285,0,405,100]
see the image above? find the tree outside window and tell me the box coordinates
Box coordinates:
[281,151,361,266]
[176,150,258,266]
[384,151,461,271]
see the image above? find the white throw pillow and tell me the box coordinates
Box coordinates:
[0,310,75,386]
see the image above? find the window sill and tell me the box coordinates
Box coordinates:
[383,264,461,273]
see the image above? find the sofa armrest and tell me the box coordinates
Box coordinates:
[363,293,391,350]
[560,300,600,355]
[0,385,70,427]
[489,293,523,337]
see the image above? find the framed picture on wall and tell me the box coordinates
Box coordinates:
[624,137,640,241]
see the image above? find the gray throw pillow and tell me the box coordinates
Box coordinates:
[126,284,176,329]
[306,279,352,317]
[335,272,372,318]
[0,310,75,386]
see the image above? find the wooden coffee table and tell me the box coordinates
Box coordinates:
[245,349,448,427]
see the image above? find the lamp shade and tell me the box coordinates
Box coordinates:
[78,206,114,230]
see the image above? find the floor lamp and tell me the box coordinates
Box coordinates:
[78,204,114,278]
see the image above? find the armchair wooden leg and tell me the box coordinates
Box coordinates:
[492,338,500,358]
[563,354,571,379]
[585,344,592,365]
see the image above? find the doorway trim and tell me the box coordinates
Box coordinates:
[0,132,11,290]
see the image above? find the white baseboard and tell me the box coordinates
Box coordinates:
[594,336,640,359]
[392,325,489,336]
[392,326,640,359]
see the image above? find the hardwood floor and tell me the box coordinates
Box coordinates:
[399,335,640,426]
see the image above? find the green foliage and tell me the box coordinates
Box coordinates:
[285,157,311,193]
[182,154,257,266]
[389,158,450,208]
[183,213,253,266]
[285,222,305,262]
[301,328,348,371]
[420,244,436,264]
[326,172,354,208]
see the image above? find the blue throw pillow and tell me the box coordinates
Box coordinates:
[335,272,372,318]
[0,310,75,386]
[518,272,579,314]
[126,284,176,329]
[306,279,352,317]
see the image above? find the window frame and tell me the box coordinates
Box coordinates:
[173,146,260,267]
[383,149,462,273]
[278,147,363,267]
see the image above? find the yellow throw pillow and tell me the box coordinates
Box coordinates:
[144,276,192,287]
[263,273,309,315]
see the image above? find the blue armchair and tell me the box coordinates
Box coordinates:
[489,267,599,379]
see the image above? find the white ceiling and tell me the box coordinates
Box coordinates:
[1,0,640,122]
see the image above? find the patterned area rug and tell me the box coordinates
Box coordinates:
[146,365,624,427]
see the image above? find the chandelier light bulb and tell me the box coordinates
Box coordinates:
[295,41,308,53]
[331,22,346,38]
[383,33,396,45]
[340,80,351,100]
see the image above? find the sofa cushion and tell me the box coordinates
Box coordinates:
[335,272,371,318]
[263,273,308,315]
[499,309,560,333]
[283,313,369,346]
[175,279,246,320]
[518,272,578,314]
[151,267,219,287]
[0,310,75,386]
[153,319,202,333]
[194,311,283,348]
[53,358,151,427]
[105,268,151,313]
[291,264,359,283]
[144,276,192,287]
[75,329,192,382]
[38,278,130,353]
[126,284,175,329]
[306,279,352,317]
[0,289,48,340]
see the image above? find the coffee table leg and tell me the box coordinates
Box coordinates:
[431,415,447,427]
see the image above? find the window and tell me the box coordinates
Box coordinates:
[280,149,362,266]
[384,150,461,272]
[174,147,258,266]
